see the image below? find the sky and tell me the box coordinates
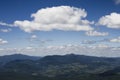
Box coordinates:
[0,0,120,57]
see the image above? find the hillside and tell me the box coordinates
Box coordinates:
[0,54,40,67]
[0,54,120,80]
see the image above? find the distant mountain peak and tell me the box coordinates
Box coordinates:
[0,53,41,66]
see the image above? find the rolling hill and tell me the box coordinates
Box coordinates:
[0,54,120,80]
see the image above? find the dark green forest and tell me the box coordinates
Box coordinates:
[0,54,120,80]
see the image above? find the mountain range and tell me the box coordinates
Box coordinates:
[0,54,120,80]
[0,54,40,67]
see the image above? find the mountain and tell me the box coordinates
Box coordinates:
[0,54,41,66]
[38,54,120,65]
[0,54,120,80]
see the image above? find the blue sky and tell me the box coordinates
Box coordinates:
[0,0,120,57]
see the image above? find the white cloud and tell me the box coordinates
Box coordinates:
[0,44,120,57]
[31,35,37,39]
[0,21,14,27]
[14,6,93,32]
[29,35,38,42]
[0,28,12,32]
[110,36,120,43]
[26,46,33,49]
[91,44,109,49]
[86,30,109,36]
[0,38,8,45]
[0,48,4,51]
[112,47,120,50]
[114,0,120,4]
[98,12,120,29]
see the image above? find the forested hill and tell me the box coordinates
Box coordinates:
[0,54,120,80]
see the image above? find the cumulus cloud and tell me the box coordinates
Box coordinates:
[86,30,109,36]
[0,28,12,32]
[114,0,120,4]
[98,12,120,29]
[14,6,94,32]
[0,38,8,45]
[110,36,120,43]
